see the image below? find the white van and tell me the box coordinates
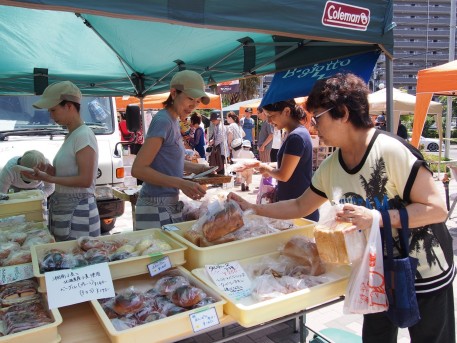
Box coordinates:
[0,95,126,232]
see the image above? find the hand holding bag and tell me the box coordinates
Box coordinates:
[380,208,421,328]
[343,210,388,314]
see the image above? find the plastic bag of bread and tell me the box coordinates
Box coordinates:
[196,199,244,242]
[313,200,366,264]
[281,236,326,275]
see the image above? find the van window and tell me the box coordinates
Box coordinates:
[0,96,114,134]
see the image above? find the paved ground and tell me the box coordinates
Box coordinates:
[113,156,457,342]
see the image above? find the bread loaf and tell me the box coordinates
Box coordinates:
[283,236,325,275]
[202,201,244,242]
[314,222,352,264]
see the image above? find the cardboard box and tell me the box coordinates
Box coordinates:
[0,190,45,222]
[90,267,226,343]
[192,251,350,327]
[31,229,186,293]
[163,217,315,270]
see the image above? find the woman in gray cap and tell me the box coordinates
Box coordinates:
[23,81,100,241]
[131,70,214,229]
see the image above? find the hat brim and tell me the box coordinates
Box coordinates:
[183,89,210,105]
[32,97,61,109]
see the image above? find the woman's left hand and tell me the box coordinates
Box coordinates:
[181,180,206,200]
[336,204,374,232]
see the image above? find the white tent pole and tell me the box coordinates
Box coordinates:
[385,57,394,133]
[445,0,456,160]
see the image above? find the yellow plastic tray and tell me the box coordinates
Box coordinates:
[31,229,187,293]
[192,251,350,327]
[0,297,62,343]
[90,267,226,343]
[0,190,45,222]
[163,217,315,270]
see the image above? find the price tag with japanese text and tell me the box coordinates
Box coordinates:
[45,263,115,309]
[147,256,171,277]
[189,307,220,333]
[0,263,33,285]
[205,262,251,300]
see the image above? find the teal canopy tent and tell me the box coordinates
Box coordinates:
[0,0,394,97]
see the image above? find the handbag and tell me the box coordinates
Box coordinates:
[205,146,213,153]
[380,209,421,328]
[343,210,388,314]
[256,176,277,204]
[208,144,224,172]
[231,138,243,150]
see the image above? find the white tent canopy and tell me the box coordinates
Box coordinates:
[369,87,443,133]
[222,99,263,112]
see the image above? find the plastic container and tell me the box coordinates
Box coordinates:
[90,267,226,343]
[0,298,62,343]
[192,251,350,327]
[0,190,45,222]
[31,229,187,293]
[163,217,315,270]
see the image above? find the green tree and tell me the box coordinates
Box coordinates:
[221,76,260,105]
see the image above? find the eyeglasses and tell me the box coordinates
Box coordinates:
[311,107,334,127]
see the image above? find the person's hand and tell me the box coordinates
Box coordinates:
[258,145,265,152]
[227,192,256,212]
[257,163,272,176]
[336,204,375,232]
[37,162,55,176]
[243,161,260,169]
[21,168,52,183]
[180,180,206,200]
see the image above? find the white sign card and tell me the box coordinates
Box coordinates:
[45,262,115,309]
[205,262,251,299]
[162,224,179,231]
[0,263,34,285]
[147,256,172,277]
[189,307,220,333]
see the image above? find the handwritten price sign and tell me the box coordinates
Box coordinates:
[189,307,220,333]
[45,263,115,309]
[205,261,251,299]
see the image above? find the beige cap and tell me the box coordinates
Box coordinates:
[170,70,210,105]
[20,150,46,168]
[33,81,82,109]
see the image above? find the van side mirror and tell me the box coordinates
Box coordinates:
[125,105,141,132]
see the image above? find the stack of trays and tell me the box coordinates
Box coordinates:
[0,190,45,221]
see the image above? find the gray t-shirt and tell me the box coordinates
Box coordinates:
[257,121,274,149]
[140,110,185,198]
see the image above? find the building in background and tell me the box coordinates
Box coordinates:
[373,0,457,94]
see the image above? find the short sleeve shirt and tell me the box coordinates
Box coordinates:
[241,117,255,142]
[53,125,98,194]
[140,110,185,198]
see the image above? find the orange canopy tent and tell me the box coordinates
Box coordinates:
[115,92,222,111]
[411,60,457,147]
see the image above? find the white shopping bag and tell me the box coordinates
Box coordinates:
[343,210,388,314]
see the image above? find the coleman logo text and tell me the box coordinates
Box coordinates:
[322,1,370,31]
